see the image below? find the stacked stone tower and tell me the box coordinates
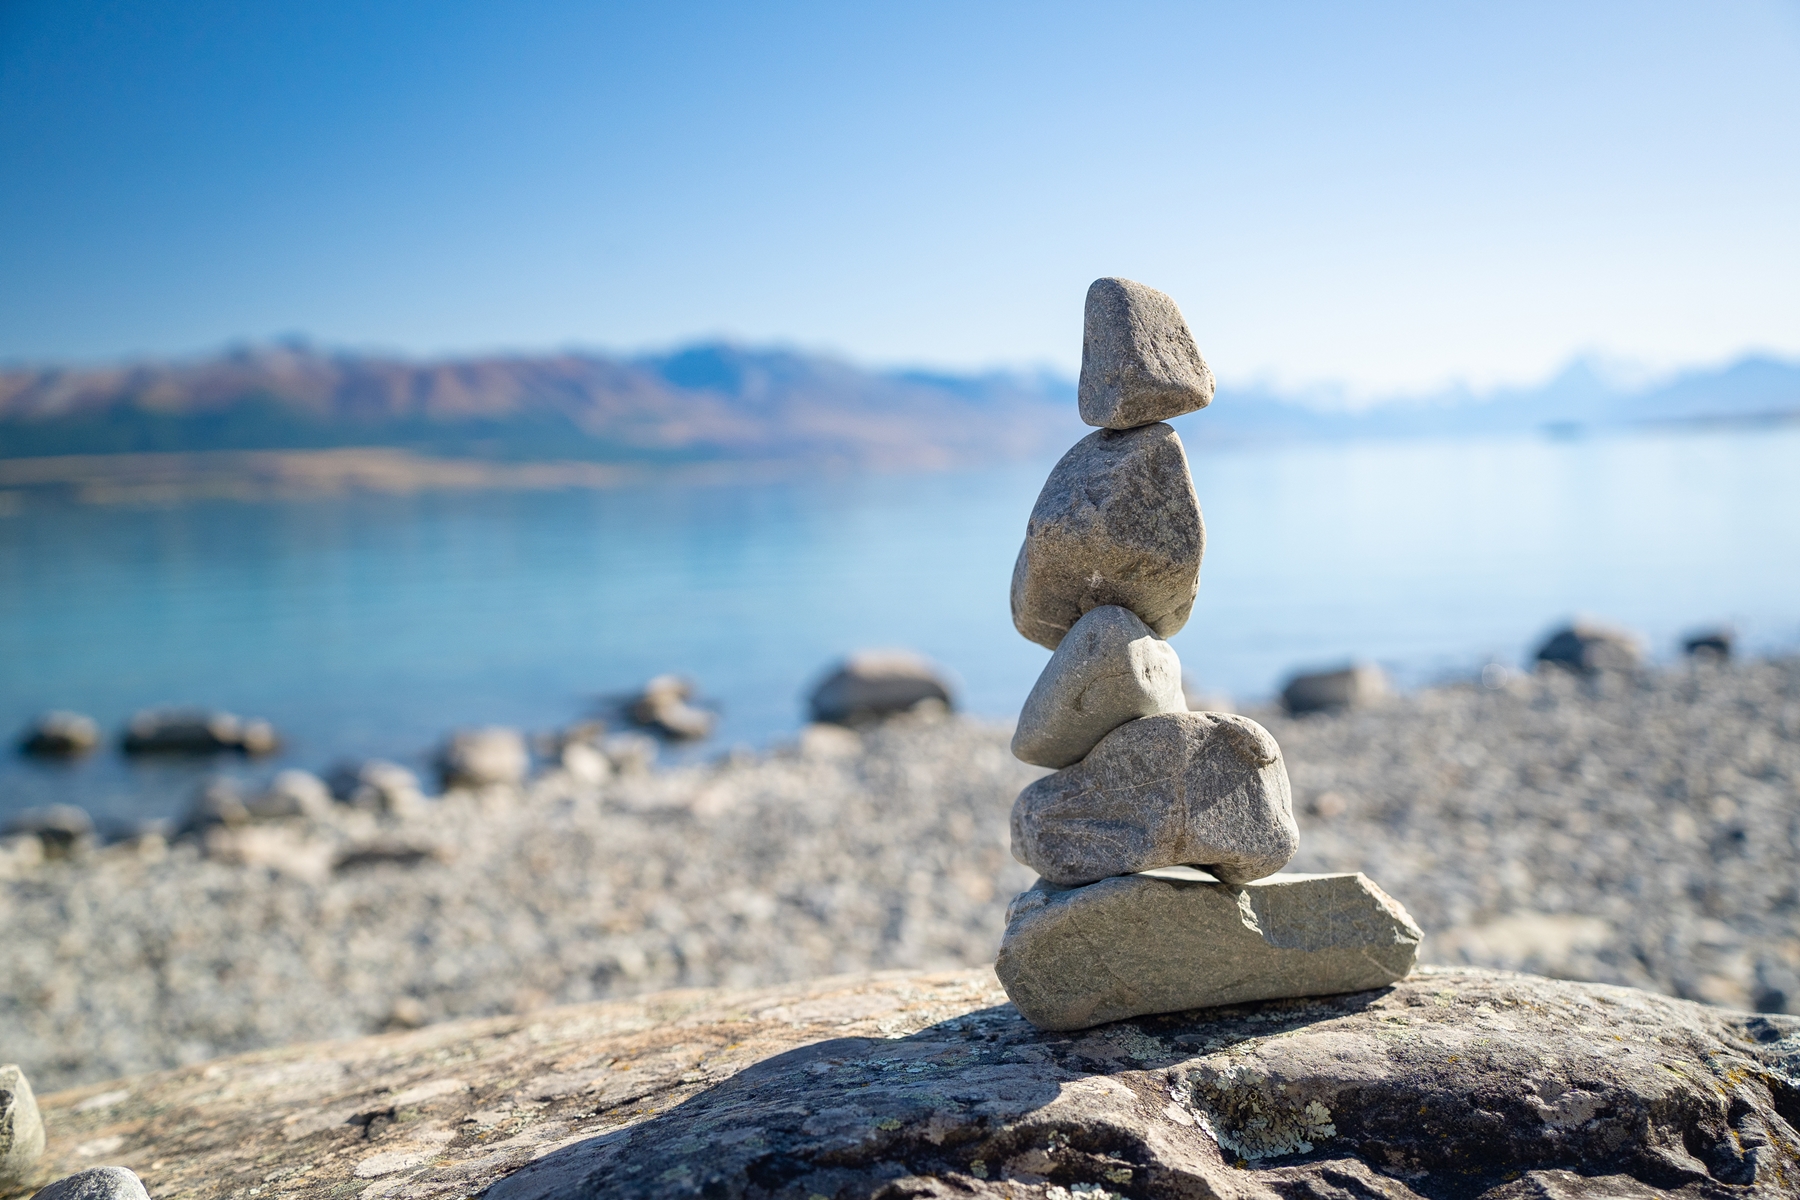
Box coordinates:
[995,278,1422,1031]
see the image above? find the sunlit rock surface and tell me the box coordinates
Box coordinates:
[26,966,1800,1199]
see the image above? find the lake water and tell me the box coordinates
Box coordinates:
[5,423,1800,827]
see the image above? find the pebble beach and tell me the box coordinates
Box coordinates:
[3,654,1797,1092]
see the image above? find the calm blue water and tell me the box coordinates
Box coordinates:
[5,424,1800,826]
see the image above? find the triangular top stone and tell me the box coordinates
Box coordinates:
[1078,277,1215,430]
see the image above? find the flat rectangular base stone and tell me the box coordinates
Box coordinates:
[995,868,1422,1031]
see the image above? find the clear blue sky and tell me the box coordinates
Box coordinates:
[2,1,1796,393]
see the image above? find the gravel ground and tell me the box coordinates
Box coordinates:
[3,656,1798,1091]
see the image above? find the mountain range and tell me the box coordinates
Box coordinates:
[1,342,1796,473]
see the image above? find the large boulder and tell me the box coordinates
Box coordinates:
[1011,424,1203,650]
[1077,277,1215,430]
[16,712,99,759]
[1012,711,1297,886]
[808,651,954,726]
[1280,662,1390,715]
[1535,621,1644,675]
[121,709,278,756]
[1011,605,1187,769]
[28,968,1800,1199]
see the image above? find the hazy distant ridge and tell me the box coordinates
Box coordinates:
[1,343,1795,467]
[0,343,1084,469]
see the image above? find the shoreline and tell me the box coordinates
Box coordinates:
[2,653,1796,1091]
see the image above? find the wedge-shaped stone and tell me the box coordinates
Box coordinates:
[1010,423,1202,650]
[1012,711,1295,885]
[996,868,1422,1030]
[1012,606,1186,768]
[1078,277,1215,430]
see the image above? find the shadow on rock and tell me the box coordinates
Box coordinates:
[487,971,1800,1200]
[488,989,1397,1200]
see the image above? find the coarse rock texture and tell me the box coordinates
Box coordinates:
[1012,605,1186,769]
[1010,424,1203,651]
[4,656,1800,1094]
[0,1065,45,1192]
[1077,277,1216,431]
[996,869,1421,1030]
[1011,712,1297,887]
[21,967,1800,1199]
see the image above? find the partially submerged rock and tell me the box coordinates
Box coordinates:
[1280,662,1390,715]
[0,1064,44,1192]
[627,675,716,741]
[1010,424,1203,650]
[809,650,954,726]
[121,708,278,756]
[1011,605,1186,768]
[1077,277,1215,430]
[1685,626,1735,658]
[28,967,1800,1199]
[16,712,99,759]
[438,727,528,788]
[1536,620,1644,675]
[1011,711,1297,886]
[995,869,1421,1030]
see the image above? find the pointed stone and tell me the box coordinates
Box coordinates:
[1012,606,1186,768]
[1011,711,1296,886]
[1010,423,1202,650]
[1078,278,1215,430]
[995,868,1423,1031]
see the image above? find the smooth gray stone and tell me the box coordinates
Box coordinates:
[1535,621,1644,675]
[1078,277,1215,430]
[1012,711,1296,886]
[1010,423,1202,650]
[809,650,954,726]
[995,868,1423,1030]
[30,1167,151,1200]
[1011,605,1186,768]
[1280,662,1390,715]
[0,1064,45,1190]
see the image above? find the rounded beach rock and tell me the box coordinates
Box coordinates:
[1011,604,1186,768]
[1078,277,1216,430]
[808,650,954,726]
[1010,423,1203,650]
[30,1167,150,1200]
[1012,710,1297,886]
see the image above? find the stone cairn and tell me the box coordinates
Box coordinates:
[994,277,1423,1031]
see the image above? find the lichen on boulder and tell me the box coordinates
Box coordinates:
[27,966,1800,1199]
